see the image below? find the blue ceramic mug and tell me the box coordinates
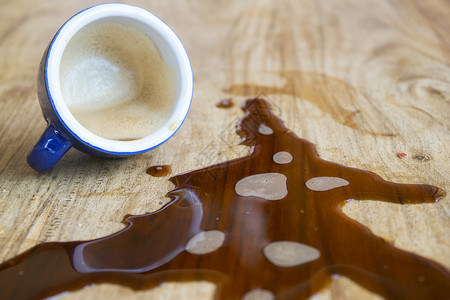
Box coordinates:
[27,3,193,172]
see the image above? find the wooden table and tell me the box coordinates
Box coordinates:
[0,0,448,299]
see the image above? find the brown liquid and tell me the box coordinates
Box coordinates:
[397,151,407,159]
[146,165,171,177]
[0,98,448,299]
[216,98,234,108]
[223,72,399,137]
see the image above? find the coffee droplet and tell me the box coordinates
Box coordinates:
[146,165,171,177]
[305,177,349,191]
[235,173,287,200]
[216,98,234,108]
[185,230,225,255]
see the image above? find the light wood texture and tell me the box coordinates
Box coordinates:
[0,0,448,299]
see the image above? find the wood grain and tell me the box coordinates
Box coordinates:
[0,0,448,299]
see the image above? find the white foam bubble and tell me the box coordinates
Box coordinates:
[258,123,273,135]
[305,177,349,191]
[273,151,293,164]
[242,289,274,300]
[263,241,320,267]
[235,173,287,201]
[185,230,225,255]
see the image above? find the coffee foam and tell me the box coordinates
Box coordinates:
[60,21,176,140]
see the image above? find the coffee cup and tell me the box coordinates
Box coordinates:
[27,3,193,172]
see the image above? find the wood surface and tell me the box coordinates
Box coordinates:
[0,0,449,299]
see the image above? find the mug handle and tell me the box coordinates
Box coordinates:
[27,123,72,172]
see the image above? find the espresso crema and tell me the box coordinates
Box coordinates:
[60,21,176,140]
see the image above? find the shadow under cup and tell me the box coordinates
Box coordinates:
[28,4,193,172]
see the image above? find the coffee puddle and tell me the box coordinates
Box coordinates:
[0,98,449,299]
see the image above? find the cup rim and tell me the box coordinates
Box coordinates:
[45,3,193,154]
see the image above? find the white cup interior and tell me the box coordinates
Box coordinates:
[46,4,193,154]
